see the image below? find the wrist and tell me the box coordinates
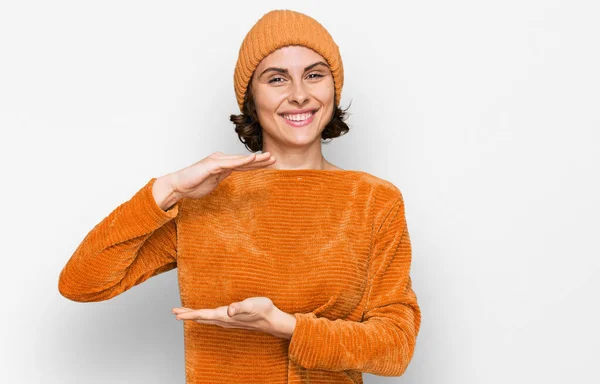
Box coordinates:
[269,308,297,340]
[153,174,181,211]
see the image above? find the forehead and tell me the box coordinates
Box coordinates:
[255,45,327,71]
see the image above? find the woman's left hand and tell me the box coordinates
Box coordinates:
[172,296,297,340]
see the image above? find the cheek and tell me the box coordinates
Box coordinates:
[255,90,284,115]
[253,94,282,130]
[314,81,335,105]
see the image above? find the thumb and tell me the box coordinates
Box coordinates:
[228,302,247,316]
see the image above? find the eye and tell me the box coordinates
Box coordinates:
[268,73,324,84]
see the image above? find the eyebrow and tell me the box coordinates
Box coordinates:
[258,61,330,79]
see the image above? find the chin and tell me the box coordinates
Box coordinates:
[287,131,324,146]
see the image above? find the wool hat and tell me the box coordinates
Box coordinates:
[233,9,344,113]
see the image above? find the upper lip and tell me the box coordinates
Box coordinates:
[279,108,319,115]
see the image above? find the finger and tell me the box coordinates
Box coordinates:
[241,155,275,165]
[177,308,220,320]
[213,153,272,165]
[175,310,202,320]
[216,154,260,170]
[220,152,273,168]
[228,301,252,316]
[228,305,242,316]
[172,307,194,313]
[233,156,276,170]
[234,163,275,172]
[213,152,271,160]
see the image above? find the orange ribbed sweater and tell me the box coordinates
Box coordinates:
[58,169,421,383]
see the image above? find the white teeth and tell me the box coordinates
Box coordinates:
[282,111,314,121]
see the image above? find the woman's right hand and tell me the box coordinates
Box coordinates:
[158,152,276,205]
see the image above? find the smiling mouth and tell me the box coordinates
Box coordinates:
[279,109,319,122]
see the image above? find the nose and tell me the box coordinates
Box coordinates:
[288,80,309,105]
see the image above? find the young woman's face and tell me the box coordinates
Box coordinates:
[250,45,335,149]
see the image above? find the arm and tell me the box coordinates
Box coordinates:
[58,177,180,303]
[287,196,421,376]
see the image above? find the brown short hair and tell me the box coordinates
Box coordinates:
[229,80,351,153]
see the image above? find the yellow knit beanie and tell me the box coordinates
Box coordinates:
[233,9,344,113]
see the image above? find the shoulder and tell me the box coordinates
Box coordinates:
[359,172,404,205]
[357,172,407,234]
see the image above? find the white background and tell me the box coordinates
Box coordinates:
[1,0,598,383]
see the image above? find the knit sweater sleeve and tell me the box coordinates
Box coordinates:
[287,195,421,376]
[58,177,179,303]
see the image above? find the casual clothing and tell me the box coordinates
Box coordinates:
[58,168,421,383]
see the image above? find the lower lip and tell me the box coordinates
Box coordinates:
[280,110,317,127]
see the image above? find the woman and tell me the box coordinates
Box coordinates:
[58,9,421,384]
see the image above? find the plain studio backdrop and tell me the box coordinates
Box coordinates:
[1,0,598,383]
